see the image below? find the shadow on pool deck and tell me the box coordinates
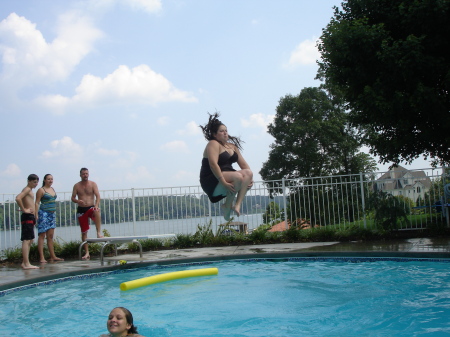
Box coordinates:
[1,238,450,291]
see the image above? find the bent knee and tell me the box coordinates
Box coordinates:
[241,169,253,179]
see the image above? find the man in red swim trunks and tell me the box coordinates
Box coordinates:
[71,168,103,260]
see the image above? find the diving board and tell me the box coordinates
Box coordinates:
[78,234,176,265]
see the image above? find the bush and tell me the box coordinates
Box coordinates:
[3,247,23,261]
[193,221,214,246]
[173,233,195,248]
[139,238,164,251]
[249,229,267,243]
[307,227,336,242]
[367,191,410,231]
[282,226,303,242]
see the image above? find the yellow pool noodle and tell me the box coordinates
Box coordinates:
[120,267,219,291]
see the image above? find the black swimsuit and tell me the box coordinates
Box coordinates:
[200,151,238,203]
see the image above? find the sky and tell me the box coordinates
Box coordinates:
[0,0,432,194]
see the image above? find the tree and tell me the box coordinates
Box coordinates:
[317,0,450,166]
[260,87,377,226]
[262,201,283,226]
[366,190,410,231]
[260,87,377,186]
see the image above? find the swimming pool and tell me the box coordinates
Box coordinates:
[1,257,450,336]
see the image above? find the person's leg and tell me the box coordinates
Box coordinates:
[232,169,253,217]
[93,209,103,238]
[221,191,236,221]
[217,171,247,220]
[38,232,47,263]
[47,228,63,261]
[81,231,90,260]
[78,210,92,259]
[21,239,38,269]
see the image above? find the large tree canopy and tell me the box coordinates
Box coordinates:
[317,0,450,166]
[259,87,377,182]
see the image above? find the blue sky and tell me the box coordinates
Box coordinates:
[0,0,431,193]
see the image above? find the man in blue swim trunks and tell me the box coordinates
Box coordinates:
[71,168,103,260]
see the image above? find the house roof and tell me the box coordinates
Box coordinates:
[268,221,289,232]
[376,165,432,189]
[378,165,408,180]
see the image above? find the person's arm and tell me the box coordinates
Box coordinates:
[206,141,235,192]
[234,146,251,170]
[71,184,83,205]
[235,146,254,189]
[35,188,43,220]
[15,187,32,213]
[92,182,101,210]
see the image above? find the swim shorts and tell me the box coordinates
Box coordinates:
[37,209,56,234]
[76,206,96,233]
[21,213,35,241]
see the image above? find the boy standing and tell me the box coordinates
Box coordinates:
[15,174,40,269]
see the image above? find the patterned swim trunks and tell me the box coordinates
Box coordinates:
[76,206,95,233]
[37,209,56,234]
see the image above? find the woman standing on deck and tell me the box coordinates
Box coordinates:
[199,112,253,220]
[35,174,63,263]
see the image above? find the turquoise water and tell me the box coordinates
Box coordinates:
[1,258,450,336]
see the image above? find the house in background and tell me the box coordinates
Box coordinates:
[374,165,432,202]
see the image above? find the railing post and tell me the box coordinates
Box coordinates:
[131,188,136,235]
[282,178,288,230]
[359,172,367,229]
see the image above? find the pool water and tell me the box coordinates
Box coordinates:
[1,258,450,336]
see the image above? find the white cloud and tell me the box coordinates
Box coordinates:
[105,151,138,170]
[241,113,274,132]
[83,0,161,15]
[160,140,189,153]
[125,0,162,13]
[1,163,21,177]
[33,94,70,115]
[177,121,201,136]
[157,116,170,125]
[125,165,154,183]
[0,12,103,87]
[41,136,83,161]
[173,170,196,182]
[97,148,120,156]
[35,64,198,113]
[287,37,320,67]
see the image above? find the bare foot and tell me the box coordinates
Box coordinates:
[97,233,104,238]
[82,254,90,260]
[50,257,64,262]
[21,263,39,269]
[221,204,232,221]
[40,259,48,264]
[232,205,241,217]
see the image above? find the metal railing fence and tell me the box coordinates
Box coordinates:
[1,167,448,252]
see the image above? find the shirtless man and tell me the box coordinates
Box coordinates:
[71,168,103,260]
[15,174,40,269]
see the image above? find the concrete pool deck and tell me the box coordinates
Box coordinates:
[1,237,450,291]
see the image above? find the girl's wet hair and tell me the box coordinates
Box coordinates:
[42,174,52,187]
[199,112,244,150]
[113,307,138,334]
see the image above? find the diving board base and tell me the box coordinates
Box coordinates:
[78,234,176,265]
